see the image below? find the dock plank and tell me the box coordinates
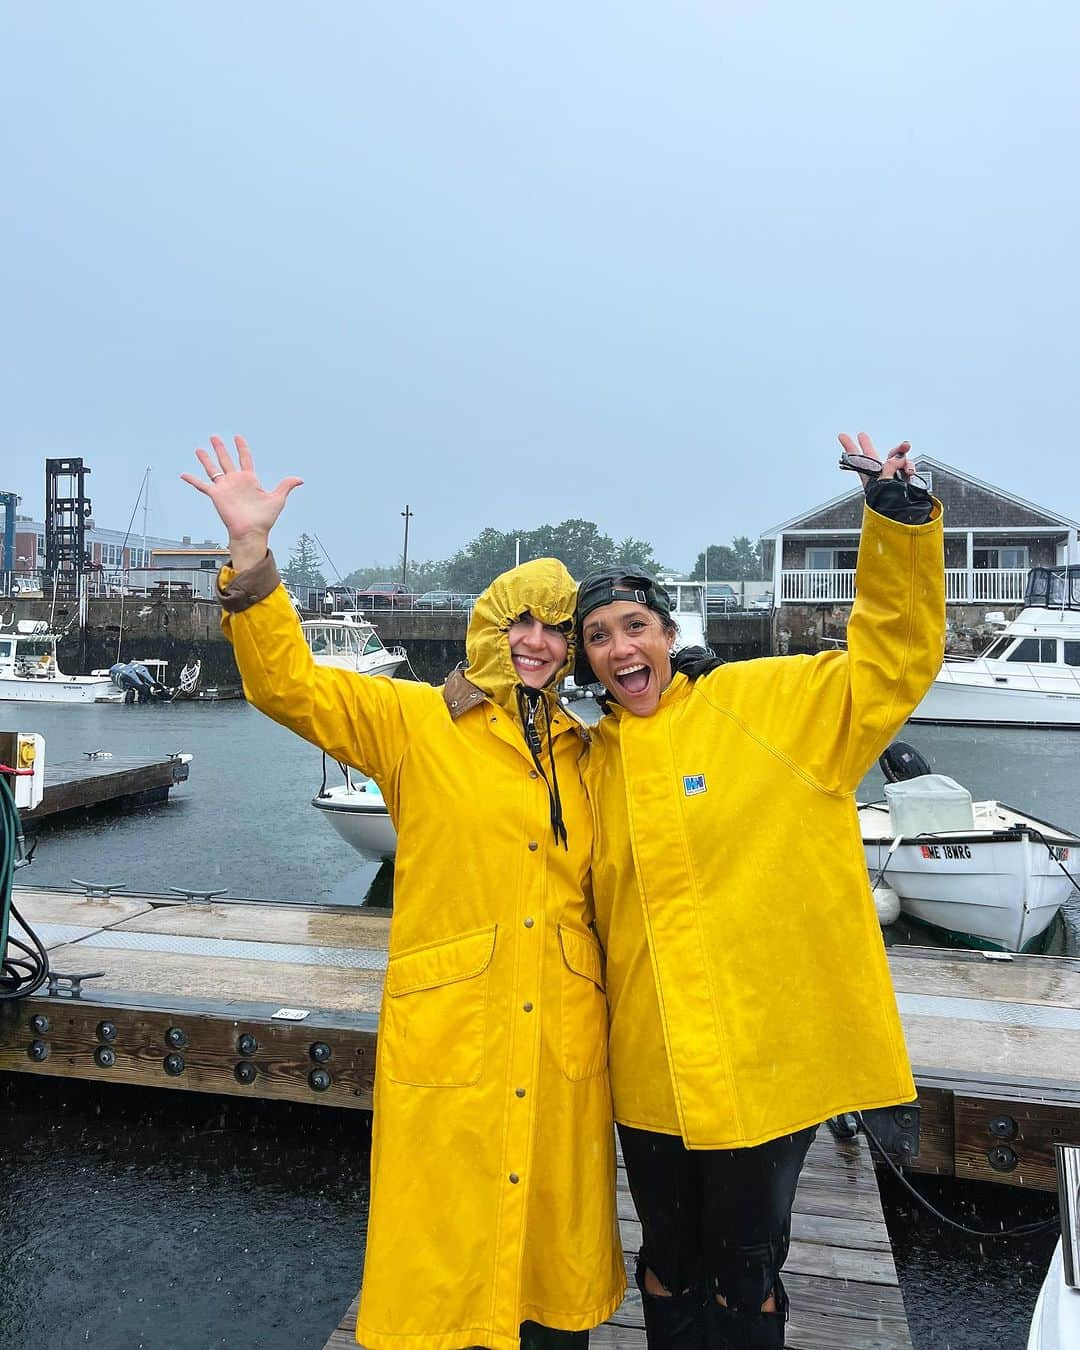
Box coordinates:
[888,948,1079,1010]
[8,892,154,928]
[321,1132,909,1350]
[27,754,190,819]
[43,942,385,1012]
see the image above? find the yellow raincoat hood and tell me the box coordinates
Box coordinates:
[464,557,577,720]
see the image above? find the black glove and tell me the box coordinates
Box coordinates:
[670,645,725,681]
[864,475,934,525]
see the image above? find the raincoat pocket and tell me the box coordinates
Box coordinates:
[383,925,497,1087]
[557,924,608,1082]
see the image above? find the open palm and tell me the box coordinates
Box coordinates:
[180,435,303,544]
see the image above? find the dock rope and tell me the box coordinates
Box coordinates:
[0,776,50,1000]
[857,1112,1061,1240]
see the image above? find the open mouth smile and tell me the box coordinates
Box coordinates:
[615,663,652,695]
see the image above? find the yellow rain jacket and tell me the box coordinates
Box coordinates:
[218,555,624,1350]
[583,503,945,1150]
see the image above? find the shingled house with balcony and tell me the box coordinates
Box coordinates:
[758,457,1080,654]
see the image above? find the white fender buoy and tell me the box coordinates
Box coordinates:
[873,885,901,925]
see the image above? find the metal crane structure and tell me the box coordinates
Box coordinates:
[44,457,92,602]
[0,489,17,580]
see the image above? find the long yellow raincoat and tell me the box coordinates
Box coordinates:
[582,502,945,1149]
[218,556,625,1349]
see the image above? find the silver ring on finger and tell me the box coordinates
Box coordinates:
[209,471,225,481]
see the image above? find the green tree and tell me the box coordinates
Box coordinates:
[343,558,448,591]
[692,536,762,581]
[445,528,520,593]
[613,535,660,573]
[281,533,326,590]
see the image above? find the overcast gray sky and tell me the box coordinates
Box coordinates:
[3,3,1077,574]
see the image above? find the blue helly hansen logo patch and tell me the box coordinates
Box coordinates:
[683,774,707,796]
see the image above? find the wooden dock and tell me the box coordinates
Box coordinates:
[3,888,1078,1346]
[321,1130,911,1350]
[23,752,191,820]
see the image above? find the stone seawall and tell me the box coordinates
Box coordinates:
[4,599,775,686]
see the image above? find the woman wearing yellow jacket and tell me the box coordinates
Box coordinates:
[573,435,945,1350]
[182,437,624,1350]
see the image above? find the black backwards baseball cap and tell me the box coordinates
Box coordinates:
[573,567,672,686]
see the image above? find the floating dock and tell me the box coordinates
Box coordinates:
[321,1130,911,1349]
[3,887,1078,1346]
[23,752,191,820]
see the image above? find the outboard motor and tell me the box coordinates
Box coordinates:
[879,741,932,784]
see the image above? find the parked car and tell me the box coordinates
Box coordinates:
[354,582,416,609]
[706,583,739,613]
[414,590,471,610]
[749,591,774,612]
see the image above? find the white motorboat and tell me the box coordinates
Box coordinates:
[1028,1241,1080,1350]
[911,564,1080,728]
[859,747,1079,952]
[1027,1146,1080,1350]
[301,611,406,679]
[312,774,397,862]
[0,621,116,704]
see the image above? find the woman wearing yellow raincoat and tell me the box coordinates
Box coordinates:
[182,436,624,1350]
[573,434,946,1350]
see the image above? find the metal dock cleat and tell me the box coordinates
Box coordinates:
[46,970,105,999]
[168,885,229,910]
[70,878,128,899]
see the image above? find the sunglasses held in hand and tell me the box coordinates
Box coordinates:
[839,452,929,493]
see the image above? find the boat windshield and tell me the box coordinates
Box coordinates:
[1024,565,1080,610]
[307,623,385,657]
[672,585,703,615]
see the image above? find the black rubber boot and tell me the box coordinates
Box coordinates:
[636,1255,710,1349]
[518,1323,589,1349]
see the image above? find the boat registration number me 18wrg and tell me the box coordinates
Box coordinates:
[920,843,973,860]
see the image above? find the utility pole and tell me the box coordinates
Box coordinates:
[401,505,413,587]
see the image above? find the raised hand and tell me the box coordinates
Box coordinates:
[837,432,915,487]
[180,436,303,570]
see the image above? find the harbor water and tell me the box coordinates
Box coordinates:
[2,698,1076,1348]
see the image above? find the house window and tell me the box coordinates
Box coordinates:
[974,547,1029,570]
[806,547,857,570]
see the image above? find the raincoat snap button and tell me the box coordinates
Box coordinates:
[509,1173,520,1184]
[523,916,534,928]
[528,770,538,779]
[527,841,538,851]
[515,1088,526,1098]
[523,1001,534,1012]
[490,715,498,723]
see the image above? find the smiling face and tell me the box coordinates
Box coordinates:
[580,601,676,716]
[507,614,569,690]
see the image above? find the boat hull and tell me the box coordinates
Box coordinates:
[861,822,1077,952]
[311,786,397,862]
[310,652,406,678]
[1027,1241,1080,1350]
[0,675,116,704]
[911,677,1080,728]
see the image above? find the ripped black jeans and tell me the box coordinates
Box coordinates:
[617,1123,817,1349]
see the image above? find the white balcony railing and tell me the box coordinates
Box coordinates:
[781,567,1029,605]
